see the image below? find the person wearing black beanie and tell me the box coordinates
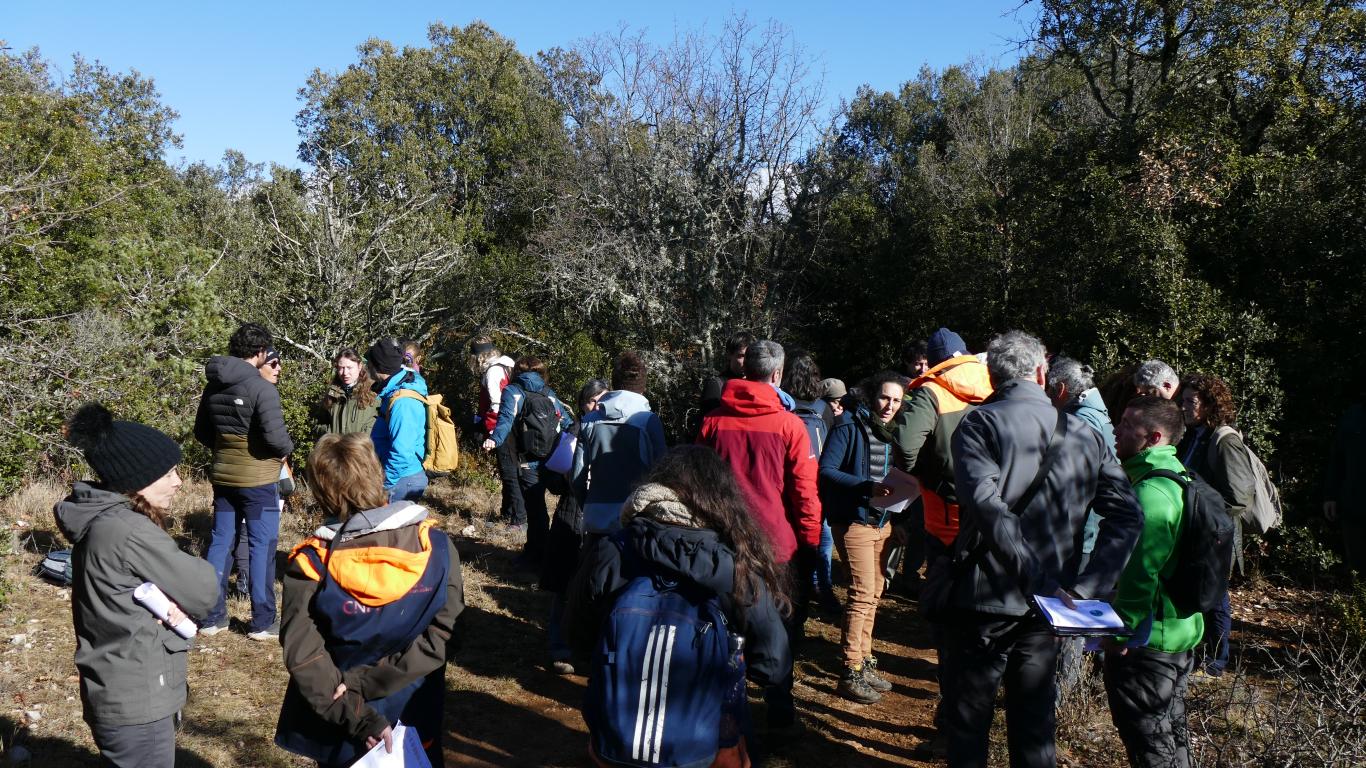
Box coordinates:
[366,336,433,502]
[55,403,219,768]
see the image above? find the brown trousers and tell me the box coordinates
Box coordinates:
[833,521,892,668]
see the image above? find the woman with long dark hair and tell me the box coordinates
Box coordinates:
[56,404,219,767]
[782,347,840,614]
[275,433,463,767]
[572,445,790,767]
[315,348,379,437]
[818,371,905,704]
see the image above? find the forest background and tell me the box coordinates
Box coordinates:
[3,1,1364,579]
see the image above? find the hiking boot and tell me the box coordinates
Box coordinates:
[247,622,280,642]
[839,666,883,704]
[198,619,229,637]
[862,657,893,692]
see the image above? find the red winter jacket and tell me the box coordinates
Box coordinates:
[698,378,822,563]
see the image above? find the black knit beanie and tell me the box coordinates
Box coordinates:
[366,337,405,376]
[66,403,182,494]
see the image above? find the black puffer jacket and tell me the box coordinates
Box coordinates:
[194,355,294,487]
[570,516,790,687]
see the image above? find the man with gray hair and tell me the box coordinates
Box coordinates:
[942,330,1143,768]
[1135,359,1180,399]
[698,338,822,735]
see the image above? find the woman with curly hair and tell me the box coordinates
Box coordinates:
[314,348,379,438]
[1176,373,1255,678]
[572,445,791,768]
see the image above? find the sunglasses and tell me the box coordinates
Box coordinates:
[260,360,281,370]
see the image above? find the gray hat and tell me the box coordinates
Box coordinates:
[818,378,847,401]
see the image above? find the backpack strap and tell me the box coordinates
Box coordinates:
[951,407,1069,579]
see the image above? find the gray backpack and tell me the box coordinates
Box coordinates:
[1213,426,1282,534]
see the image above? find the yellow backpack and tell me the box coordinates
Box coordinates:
[390,389,460,474]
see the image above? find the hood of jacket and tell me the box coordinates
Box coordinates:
[205,355,261,389]
[54,482,130,545]
[1075,388,1111,424]
[911,354,993,405]
[623,516,735,597]
[512,371,547,393]
[313,501,429,542]
[597,389,651,420]
[718,378,784,417]
[1121,444,1184,484]
[379,368,428,400]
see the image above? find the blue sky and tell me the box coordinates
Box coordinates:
[1,1,1032,169]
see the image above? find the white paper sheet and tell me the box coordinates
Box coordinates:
[870,468,921,510]
[1034,595,1124,635]
[350,724,432,768]
[132,582,198,639]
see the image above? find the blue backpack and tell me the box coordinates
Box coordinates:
[792,399,828,459]
[584,535,747,768]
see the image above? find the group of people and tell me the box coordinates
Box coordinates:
[52,319,1292,768]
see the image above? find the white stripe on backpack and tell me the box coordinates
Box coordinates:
[631,624,679,763]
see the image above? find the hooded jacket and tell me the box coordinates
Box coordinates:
[570,487,790,688]
[874,354,993,547]
[950,380,1144,617]
[194,355,294,488]
[697,378,822,563]
[478,355,517,434]
[488,371,574,455]
[819,408,897,528]
[277,501,463,764]
[55,483,219,726]
[1114,446,1205,653]
[372,368,429,486]
[573,390,669,533]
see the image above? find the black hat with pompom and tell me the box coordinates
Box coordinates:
[65,403,182,494]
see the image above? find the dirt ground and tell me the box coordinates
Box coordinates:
[0,475,1338,767]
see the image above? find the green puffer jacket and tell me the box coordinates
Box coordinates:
[1116,446,1205,653]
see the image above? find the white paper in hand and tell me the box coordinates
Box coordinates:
[132,583,197,639]
[1034,595,1124,636]
[350,724,432,768]
[870,468,921,511]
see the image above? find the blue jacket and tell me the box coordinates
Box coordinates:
[1070,387,1118,555]
[372,369,428,486]
[488,372,573,457]
[573,390,669,533]
[819,408,894,528]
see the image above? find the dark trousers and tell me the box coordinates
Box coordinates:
[520,462,549,560]
[1202,590,1231,674]
[496,439,526,525]
[203,483,279,632]
[89,714,176,768]
[922,534,950,726]
[941,616,1058,768]
[763,560,809,729]
[1103,648,1193,768]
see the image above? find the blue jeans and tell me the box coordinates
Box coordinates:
[1203,590,1231,674]
[387,471,428,503]
[812,519,834,593]
[203,483,280,632]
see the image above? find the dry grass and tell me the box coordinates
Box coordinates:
[0,472,956,767]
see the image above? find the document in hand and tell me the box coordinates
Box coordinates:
[870,468,921,512]
[1034,595,1125,636]
[351,724,432,768]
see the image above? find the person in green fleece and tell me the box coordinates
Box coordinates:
[1106,395,1205,768]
